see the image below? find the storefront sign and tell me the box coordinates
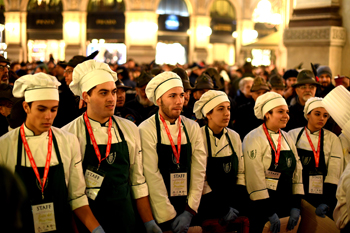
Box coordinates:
[27,13,62,30]
[210,17,236,35]
[158,14,189,32]
[87,12,124,30]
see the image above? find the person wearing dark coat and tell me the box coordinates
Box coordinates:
[0,83,19,136]
[116,66,136,88]
[233,76,269,140]
[282,69,299,105]
[233,77,254,109]
[316,66,335,98]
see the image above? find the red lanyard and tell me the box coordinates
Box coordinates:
[262,123,282,167]
[304,127,321,168]
[84,112,112,169]
[20,124,52,200]
[159,114,182,166]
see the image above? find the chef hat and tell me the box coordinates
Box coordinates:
[303,97,325,120]
[12,73,61,102]
[323,85,350,140]
[69,60,117,98]
[145,71,183,106]
[193,90,230,119]
[254,92,287,120]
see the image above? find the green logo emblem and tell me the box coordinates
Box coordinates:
[248,150,257,160]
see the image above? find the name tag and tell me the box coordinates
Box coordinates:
[309,175,323,194]
[32,202,56,233]
[265,170,281,191]
[170,173,187,197]
[85,169,105,200]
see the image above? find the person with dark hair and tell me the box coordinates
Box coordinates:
[243,92,303,233]
[116,66,136,88]
[283,69,299,105]
[0,83,19,136]
[193,90,246,225]
[0,55,10,84]
[316,66,335,98]
[289,97,342,219]
[0,73,105,233]
[62,60,160,233]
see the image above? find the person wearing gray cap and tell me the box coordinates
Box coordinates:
[316,65,335,98]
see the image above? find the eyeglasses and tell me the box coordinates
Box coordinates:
[0,65,9,71]
[298,84,316,90]
[64,69,73,74]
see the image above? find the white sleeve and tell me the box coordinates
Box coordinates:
[232,132,245,186]
[325,133,343,185]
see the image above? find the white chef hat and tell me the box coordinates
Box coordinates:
[145,71,183,106]
[69,60,118,98]
[193,90,230,119]
[323,85,350,140]
[12,73,61,102]
[303,97,325,120]
[254,92,287,120]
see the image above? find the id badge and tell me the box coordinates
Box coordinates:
[170,172,187,197]
[85,166,106,200]
[32,202,56,233]
[265,170,281,191]
[309,175,323,194]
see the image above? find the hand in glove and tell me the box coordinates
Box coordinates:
[268,213,280,233]
[92,226,105,233]
[171,210,194,233]
[144,220,162,233]
[287,208,300,230]
[315,204,329,218]
[220,207,239,225]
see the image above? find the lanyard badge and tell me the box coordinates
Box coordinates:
[84,112,112,170]
[304,127,321,168]
[262,123,281,169]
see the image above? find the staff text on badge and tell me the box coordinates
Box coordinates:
[170,173,187,197]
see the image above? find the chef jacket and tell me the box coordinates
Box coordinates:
[62,114,148,199]
[242,125,304,201]
[138,114,207,224]
[201,126,245,194]
[0,125,88,210]
[334,161,350,229]
[339,133,350,170]
[288,127,343,185]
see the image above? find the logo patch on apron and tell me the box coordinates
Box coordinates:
[248,150,257,160]
[286,157,293,168]
[36,177,49,190]
[301,156,311,166]
[106,152,116,164]
[223,162,232,173]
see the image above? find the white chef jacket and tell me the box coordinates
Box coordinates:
[201,126,245,194]
[0,125,88,210]
[62,114,148,199]
[288,127,343,185]
[339,133,350,170]
[242,125,304,201]
[334,161,350,229]
[138,114,207,224]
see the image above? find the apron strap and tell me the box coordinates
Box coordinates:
[155,110,162,144]
[225,129,236,156]
[295,127,305,146]
[111,116,126,142]
[51,131,63,164]
[205,125,213,158]
[281,132,292,151]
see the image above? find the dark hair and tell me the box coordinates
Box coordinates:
[263,110,273,122]
[87,86,96,96]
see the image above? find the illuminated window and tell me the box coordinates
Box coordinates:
[251,49,271,66]
[156,42,186,65]
[210,0,235,19]
[27,0,62,12]
[157,0,189,17]
[88,0,125,12]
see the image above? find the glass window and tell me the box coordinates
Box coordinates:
[88,0,125,12]
[210,0,235,19]
[27,0,63,12]
[157,0,189,17]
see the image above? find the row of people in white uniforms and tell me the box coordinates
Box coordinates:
[0,65,347,233]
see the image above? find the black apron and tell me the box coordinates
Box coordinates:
[15,131,72,233]
[267,133,296,217]
[155,113,192,231]
[295,128,327,207]
[204,126,238,217]
[77,117,135,233]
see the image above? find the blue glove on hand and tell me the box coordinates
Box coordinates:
[287,208,300,230]
[92,225,105,233]
[268,213,280,233]
[144,220,162,233]
[171,210,194,233]
[222,207,239,223]
[315,204,329,218]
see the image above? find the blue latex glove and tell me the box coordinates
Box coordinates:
[92,225,105,233]
[144,220,162,233]
[171,210,194,233]
[268,213,280,233]
[222,207,239,223]
[315,204,329,218]
[287,208,300,230]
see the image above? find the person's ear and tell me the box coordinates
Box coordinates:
[82,92,90,104]
[22,101,30,114]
